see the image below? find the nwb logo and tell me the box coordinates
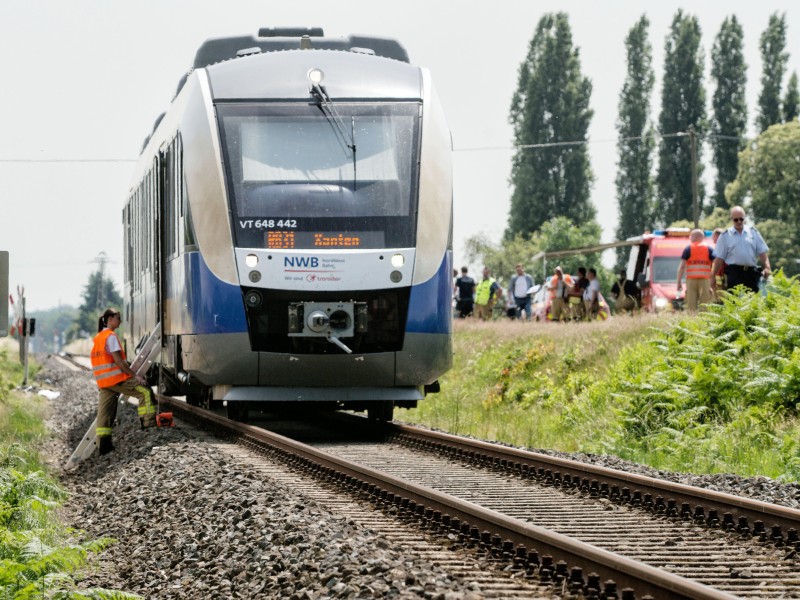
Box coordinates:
[284,257,319,268]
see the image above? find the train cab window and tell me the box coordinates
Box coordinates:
[217,102,420,249]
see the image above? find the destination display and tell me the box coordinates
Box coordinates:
[266,231,386,249]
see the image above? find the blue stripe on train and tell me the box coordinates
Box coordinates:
[181,250,452,336]
[183,251,248,334]
[405,251,453,334]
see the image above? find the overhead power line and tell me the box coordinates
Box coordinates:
[0,158,136,163]
[453,131,747,153]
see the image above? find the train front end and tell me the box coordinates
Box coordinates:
[197,42,452,417]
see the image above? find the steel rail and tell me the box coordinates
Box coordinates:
[159,396,737,600]
[389,421,800,542]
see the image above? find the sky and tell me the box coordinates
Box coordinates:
[1,1,798,312]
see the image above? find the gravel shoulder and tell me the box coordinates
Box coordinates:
[38,357,543,599]
[35,355,800,599]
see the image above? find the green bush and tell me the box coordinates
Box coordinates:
[0,354,141,599]
[578,272,800,478]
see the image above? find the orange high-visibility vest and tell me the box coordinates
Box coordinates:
[686,242,713,279]
[91,329,130,388]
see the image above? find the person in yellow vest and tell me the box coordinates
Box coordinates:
[474,267,502,321]
[676,229,714,312]
[90,308,156,455]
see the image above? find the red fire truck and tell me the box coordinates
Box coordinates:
[625,228,714,312]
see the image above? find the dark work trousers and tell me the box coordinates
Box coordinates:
[725,265,761,293]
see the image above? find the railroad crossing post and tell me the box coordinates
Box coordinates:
[0,251,8,338]
[22,296,29,386]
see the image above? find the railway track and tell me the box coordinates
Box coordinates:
[155,396,800,599]
[57,354,800,598]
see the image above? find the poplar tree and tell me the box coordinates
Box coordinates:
[756,12,788,132]
[655,11,706,226]
[710,16,747,210]
[507,13,595,238]
[784,72,800,122]
[615,15,655,268]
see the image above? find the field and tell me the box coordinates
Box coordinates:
[403,314,668,452]
[403,277,800,482]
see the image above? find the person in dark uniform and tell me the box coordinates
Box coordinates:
[710,206,771,294]
[454,266,476,318]
[610,270,640,314]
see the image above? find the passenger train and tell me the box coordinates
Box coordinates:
[122,28,453,421]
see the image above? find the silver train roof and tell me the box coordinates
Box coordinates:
[193,27,410,67]
[206,50,423,101]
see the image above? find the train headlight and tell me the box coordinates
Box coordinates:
[245,290,262,308]
[391,254,405,267]
[245,254,258,267]
[307,68,325,85]
[390,270,403,283]
[248,270,262,283]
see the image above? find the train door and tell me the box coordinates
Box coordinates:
[157,136,183,384]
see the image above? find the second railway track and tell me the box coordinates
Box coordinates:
[156,395,800,599]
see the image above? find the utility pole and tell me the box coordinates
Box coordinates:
[91,252,109,309]
[688,126,699,229]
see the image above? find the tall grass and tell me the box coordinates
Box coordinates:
[405,314,670,450]
[404,276,800,480]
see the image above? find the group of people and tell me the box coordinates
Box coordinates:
[454,263,602,322]
[676,205,771,312]
[454,266,503,320]
[454,265,524,320]
[547,265,602,322]
[454,205,772,322]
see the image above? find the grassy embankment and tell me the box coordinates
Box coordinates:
[403,273,800,481]
[0,340,139,599]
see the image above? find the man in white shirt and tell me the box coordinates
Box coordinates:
[510,264,534,321]
[583,268,601,321]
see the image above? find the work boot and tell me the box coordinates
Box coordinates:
[140,414,157,429]
[98,437,115,456]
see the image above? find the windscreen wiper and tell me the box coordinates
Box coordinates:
[308,69,357,189]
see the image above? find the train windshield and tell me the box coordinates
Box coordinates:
[217,102,420,250]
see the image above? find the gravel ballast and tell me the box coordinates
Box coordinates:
[40,357,540,599]
[35,355,800,598]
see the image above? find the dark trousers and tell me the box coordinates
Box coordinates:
[725,265,761,293]
[456,298,474,318]
[514,296,532,320]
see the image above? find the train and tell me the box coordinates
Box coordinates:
[122,27,453,421]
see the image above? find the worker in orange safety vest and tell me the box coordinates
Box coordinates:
[676,229,714,312]
[90,308,156,455]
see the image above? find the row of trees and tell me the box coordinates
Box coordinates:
[495,10,800,277]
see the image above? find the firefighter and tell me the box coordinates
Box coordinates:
[90,308,156,455]
[676,229,714,312]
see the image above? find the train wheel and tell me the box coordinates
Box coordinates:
[226,402,249,422]
[158,368,182,396]
[367,402,394,422]
[187,385,221,410]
